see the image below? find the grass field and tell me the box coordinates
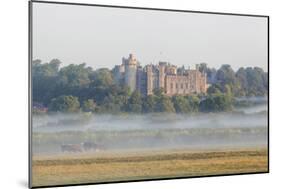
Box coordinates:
[32,147,268,187]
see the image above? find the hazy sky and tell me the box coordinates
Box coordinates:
[32,2,268,71]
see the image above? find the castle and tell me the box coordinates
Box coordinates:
[113,54,207,96]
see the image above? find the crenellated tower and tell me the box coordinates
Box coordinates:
[124,54,138,92]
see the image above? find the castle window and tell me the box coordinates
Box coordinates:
[170,83,173,89]
[181,83,183,89]
[186,83,188,88]
[176,83,178,89]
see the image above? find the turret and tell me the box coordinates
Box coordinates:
[124,54,137,91]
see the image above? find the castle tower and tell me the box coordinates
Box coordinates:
[136,66,147,96]
[158,62,166,90]
[146,65,153,95]
[124,54,137,92]
[112,63,125,84]
[200,72,208,93]
[194,68,207,94]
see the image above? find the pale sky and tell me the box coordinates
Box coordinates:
[32,2,268,71]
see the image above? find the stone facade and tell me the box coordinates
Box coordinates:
[124,54,138,91]
[112,63,125,84]
[113,54,207,96]
[165,70,207,96]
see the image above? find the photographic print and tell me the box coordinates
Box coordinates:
[29,1,269,188]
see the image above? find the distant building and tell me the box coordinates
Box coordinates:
[112,62,125,84]
[124,54,138,91]
[113,54,207,96]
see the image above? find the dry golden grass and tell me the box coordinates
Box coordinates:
[32,148,268,187]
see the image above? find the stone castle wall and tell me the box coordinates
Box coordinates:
[113,54,207,96]
[165,70,207,96]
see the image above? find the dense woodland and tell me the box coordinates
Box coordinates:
[32,59,268,114]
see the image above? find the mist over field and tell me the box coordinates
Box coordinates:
[32,101,268,155]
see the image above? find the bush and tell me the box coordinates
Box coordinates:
[48,95,80,113]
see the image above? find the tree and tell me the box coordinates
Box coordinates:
[57,63,92,88]
[155,96,175,113]
[152,88,175,113]
[54,63,94,103]
[236,67,268,96]
[216,64,236,85]
[186,95,200,112]
[246,67,267,96]
[82,99,96,112]
[142,95,156,113]
[236,67,248,96]
[96,94,125,114]
[207,84,222,95]
[91,68,113,87]
[214,64,245,96]
[199,94,233,112]
[48,95,80,113]
[126,91,142,113]
[32,59,61,78]
[198,63,217,84]
[172,96,190,113]
[32,59,61,105]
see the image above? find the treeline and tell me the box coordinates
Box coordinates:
[32,59,267,114]
[198,63,268,97]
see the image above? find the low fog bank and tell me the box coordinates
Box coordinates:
[234,96,268,114]
[32,103,268,155]
[33,127,267,155]
[235,104,267,114]
[235,96,267,103]
[33,105,268,133]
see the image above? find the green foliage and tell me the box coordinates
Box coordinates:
[82,99,96,112]
[151,88,176,113]
[32,59,61,105]
[207,84,223,95]
[142,95,156,113]
[172,96,190,113]
[206,64,268,97]
[129,91,142,104]
[57,63,92,88]
[96,94,123,114]
[216,64,237,85]
[234,67,268,96]
[155,95,175,113]
[186,95,200,112]
[199,94,233,112]
[48,95,80,113]
[91,68,113,87]
[126,91,142,113]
